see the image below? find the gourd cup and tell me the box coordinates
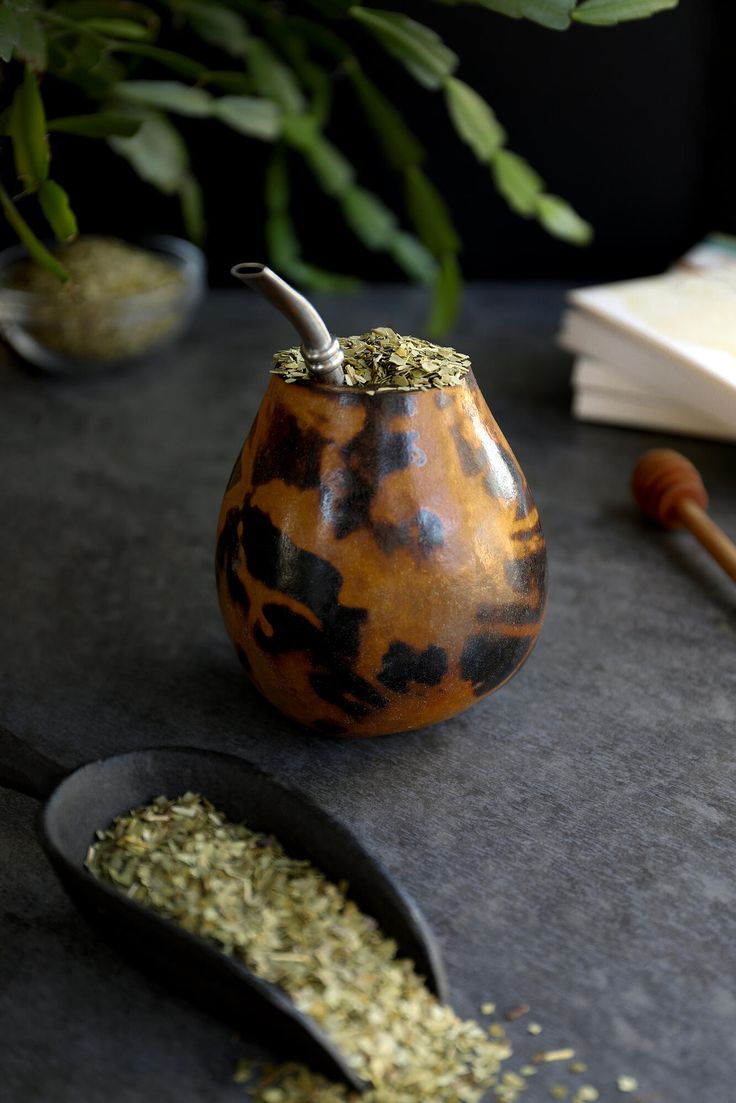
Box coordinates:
[216,266,547,737]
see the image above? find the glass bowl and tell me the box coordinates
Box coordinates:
[0,234,205,375]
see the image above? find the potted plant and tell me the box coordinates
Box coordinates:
[0,0,678,343]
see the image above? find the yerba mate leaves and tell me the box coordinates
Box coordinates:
[272,328,471,392]
[87,793,512,1102]
[88,793,645,1103]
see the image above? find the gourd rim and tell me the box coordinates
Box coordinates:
[268,368,476,399]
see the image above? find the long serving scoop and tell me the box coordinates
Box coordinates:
[0,726,447,1091]
[230,262,345,385]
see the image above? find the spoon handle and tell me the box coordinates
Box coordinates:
[677,498,736,582]
[0,724,71,800]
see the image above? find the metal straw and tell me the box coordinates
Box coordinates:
[231,262,345,386]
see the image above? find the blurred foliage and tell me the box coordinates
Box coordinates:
[0,0,678,330]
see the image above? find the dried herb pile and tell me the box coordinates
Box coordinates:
[87,793,641,1103]
[87,792,510,1100]
[6,236,185,362]
[272,327,471,392]
[8,236,182,301]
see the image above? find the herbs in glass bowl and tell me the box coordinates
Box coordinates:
[0,234,204,374]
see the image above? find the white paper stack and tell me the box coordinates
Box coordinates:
[559,235,736,442]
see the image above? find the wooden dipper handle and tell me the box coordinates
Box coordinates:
[631,449,736,582]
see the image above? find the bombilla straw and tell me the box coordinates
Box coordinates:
[231,262,345,385]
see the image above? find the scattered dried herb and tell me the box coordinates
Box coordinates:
[495,1069,528,1103]
[272,327,471,393]
[574,1088,599,1102]
[86,793,643,1103]
[534,1049,577,1065]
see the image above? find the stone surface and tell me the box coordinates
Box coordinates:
[0,285,734,1103]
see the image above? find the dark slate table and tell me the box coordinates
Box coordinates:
[1,285,734,1103]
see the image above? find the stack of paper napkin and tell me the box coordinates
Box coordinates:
[559,235,736,442]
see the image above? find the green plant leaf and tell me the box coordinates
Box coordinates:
[48,113,143,137]
[178,173,206,245]
[405,165,460,255]
[15,12,46,69]
[519,0,575,29]
[10,68,50,191]
[201,71,255,94]
[243,38,305,113]
[535,193,592,243]
[445,0,525,15]
[431,0,575,30]
[0,7,20,64]
[303,0,353,17]
[280,112,318,148]
[53,0,155,20]
[79,17,153,39]
[265,208,358,291]
[266,208,301,270]
[283,117,355,197]
[264,146,289,214]
[341,185,397,250]
[291,260,360,292]
[270,27,332,125]
[108,112,188,194]
[109,47,249,91]
[573,0,678,24]
[263,148,300,267]
[492,148,544,215]
[305,135,354,197]
[444,77,505,164]
[280,14,351,61]
[263,145,359,291]
[349,7,458,89]
[389,232,436,284]
[347,63,424,171]
[109,42,209,80]
[38,179,78,242]
[298,59,332,128]
[115,80,213,116]
[178,1,249,56]
[48,0,158,43]
[0,184,69,282]
[213,96,281,140]
[428,252,461,335]
[49,33,125,96]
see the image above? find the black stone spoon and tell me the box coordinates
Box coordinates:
[0,726,448,1092]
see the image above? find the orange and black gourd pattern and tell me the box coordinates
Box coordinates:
[216,371,547,737]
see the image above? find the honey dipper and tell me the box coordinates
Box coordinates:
[631,449,736,582]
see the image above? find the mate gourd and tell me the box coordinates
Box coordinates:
[216,265,547,737]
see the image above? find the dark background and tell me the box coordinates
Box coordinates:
[4,0,736,285]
